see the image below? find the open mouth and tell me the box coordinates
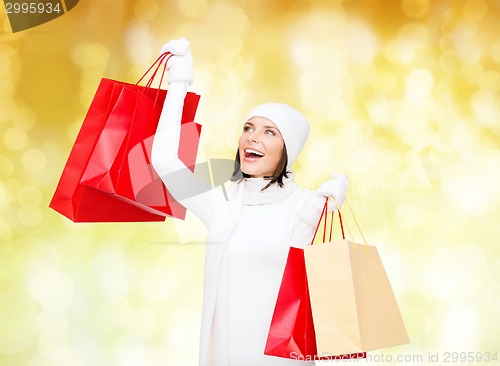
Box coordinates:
[244,148,265,159]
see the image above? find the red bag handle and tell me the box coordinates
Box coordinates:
[136,52,171,86]
[311,197,345,245]
[312,197,371,253]
[135,52,173,105]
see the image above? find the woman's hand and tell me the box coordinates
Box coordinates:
[317,172,348,211]
[159,37,194,85]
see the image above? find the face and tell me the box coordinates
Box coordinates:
[238,117,284,178]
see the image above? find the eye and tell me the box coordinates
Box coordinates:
[265,129,276,136]
[243,125,253,132]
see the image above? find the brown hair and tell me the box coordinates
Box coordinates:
[230,144,289,190]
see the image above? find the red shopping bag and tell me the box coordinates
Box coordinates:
[79,78,201,218]
[49,53,200,222]
[264,246,318,360]
[264,203,367,361]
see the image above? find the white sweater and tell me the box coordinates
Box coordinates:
[151,81,325,366]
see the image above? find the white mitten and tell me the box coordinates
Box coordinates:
[317,172,348,211]
[159,37,194,85]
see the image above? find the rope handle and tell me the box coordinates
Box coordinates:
[136,52,171,86]
[135,52,173,105]
[311,198,345,244]
[311,196,369,252]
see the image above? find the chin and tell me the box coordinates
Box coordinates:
[241,167,256,177]
[240,160,272,178]
[240,166,259,178]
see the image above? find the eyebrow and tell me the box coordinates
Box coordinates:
[244,122,279,130]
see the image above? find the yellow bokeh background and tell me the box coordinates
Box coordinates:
[1,0,500,365]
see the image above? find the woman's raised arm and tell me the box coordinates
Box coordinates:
[151,38,216,227]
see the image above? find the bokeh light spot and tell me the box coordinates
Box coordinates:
[457,42,482,64]
[479,70,500,93]
[0,219,12,251]
[372,71,396,94]
[12,107,36,130]
[141,267,177,301]
[134,0,159,21]
[0,98,17,123]
[490,40,500,63]
[463,0,487,21]
[0,80,14,98]
[101,299,132,330]
[0,292,38,354]
[441,171,498,216]
[125,21,154,67]
[28,271,74,310]
[0,155,14,178]
[72,43,110,73]
[22,148,48,173]
[115,335,149,366]
[378,149,403,172]
[3,126,28,151]
[439,35,454,54]
[37,310,69,335]
[366,94,390,125]
[216,35,243,58]
[178,0,208,19]
[92,245,130,299]
[459,63,483,85]
[439,53,460,73]
[17,185,43,207]
[347,21,378,64]
[402,0,430,18]
[37,331,76,365]
[471,91,499,127]
[384,24,428,65]
[1,178,21,204]
[441,305,480,350]
[0,53,11,73]
[126,308,157,338]
[405,69,434,104]
[18,206,44,227]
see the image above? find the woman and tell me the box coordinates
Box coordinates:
[151,38,348,366]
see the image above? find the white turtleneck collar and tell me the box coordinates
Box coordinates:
[241,173,297,206]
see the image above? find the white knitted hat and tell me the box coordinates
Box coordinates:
[245,103,310,170]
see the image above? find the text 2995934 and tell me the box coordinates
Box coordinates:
[5,1,61,14]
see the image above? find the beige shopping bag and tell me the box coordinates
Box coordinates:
[303,199,409,355]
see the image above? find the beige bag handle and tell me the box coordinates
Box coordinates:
[313,197,370,252]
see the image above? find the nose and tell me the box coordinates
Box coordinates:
[248,130,260,143]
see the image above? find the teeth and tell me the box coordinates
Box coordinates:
[245,148,264,156]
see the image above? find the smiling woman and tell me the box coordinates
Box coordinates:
[230,103,312,191]
[239,117,283,179]
[240,118,283,176]
[233,117,288,190]
[150,37,349,366]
